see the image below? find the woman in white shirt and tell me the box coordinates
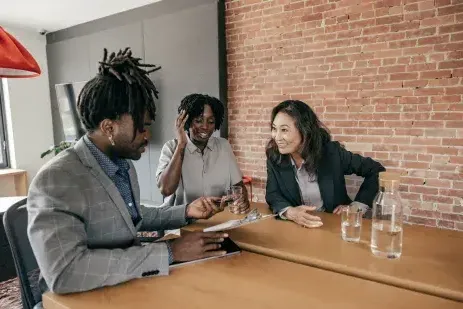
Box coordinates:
[156,94,250,213]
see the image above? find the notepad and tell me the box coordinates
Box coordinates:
[169,237,241,268]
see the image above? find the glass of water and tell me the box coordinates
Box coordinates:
[341,207,362,243]
[225,185,243,214]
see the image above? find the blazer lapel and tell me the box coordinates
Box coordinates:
[127,161,143,230]
[279,157,303,206]
[74,138,137,236]
[317,154,334,212]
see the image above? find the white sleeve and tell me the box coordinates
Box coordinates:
[278,207,291,220]
[155,140,176,186]
[350,201,369,214]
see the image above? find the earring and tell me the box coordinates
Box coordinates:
[108,135,115,146]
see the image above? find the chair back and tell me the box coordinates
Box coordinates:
[3,198,41,309]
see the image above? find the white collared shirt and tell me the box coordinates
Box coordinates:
[156,136,242,206]
[291,158,324,211]
[279,158,368,219]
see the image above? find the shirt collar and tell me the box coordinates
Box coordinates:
[186,135,216,154]
[290,156,317,181]
[290,156,305,172]
[83,135,130,178]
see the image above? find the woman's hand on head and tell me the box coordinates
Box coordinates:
[175,110,189,147]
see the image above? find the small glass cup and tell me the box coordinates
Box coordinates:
[341,207,362,243]
[225,185,244,214]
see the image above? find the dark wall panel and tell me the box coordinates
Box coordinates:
[87,23,145,73]
[143,2,221,202]
[47,36,91,143]
[45,0,226,205]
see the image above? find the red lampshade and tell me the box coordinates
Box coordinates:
[0,26,41,78]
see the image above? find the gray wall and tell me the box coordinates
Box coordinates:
[46,0,227,204]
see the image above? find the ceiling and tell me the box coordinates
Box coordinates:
[0,0,163,32]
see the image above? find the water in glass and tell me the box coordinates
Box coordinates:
[341,207,362,243]
[225,185,243,214]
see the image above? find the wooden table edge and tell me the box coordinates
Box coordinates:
[43,294,70,309]
[0,169,27,176]
[237,242,463,303]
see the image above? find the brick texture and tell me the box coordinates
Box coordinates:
[225,0,463,230]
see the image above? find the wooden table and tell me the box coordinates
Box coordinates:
[0,169,28,196]
[185,203,463,302]
[43,252,463,309]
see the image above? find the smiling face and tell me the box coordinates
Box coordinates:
[271,111,303,156]
[188,104,216,146]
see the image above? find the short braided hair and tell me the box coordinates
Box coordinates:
[178,94,224,131]
[77,47,160,137]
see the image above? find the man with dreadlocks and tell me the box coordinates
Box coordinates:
[27,48,228,295]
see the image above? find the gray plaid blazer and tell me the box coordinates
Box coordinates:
[27,137,188,294]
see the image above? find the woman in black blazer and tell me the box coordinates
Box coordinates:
[266,100,385,228]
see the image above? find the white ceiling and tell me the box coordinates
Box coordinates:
[0,0,163,32]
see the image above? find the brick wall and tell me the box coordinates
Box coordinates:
[225,0,463,230]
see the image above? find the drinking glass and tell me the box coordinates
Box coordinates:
[341,207,362,243]
[225,185,244,214]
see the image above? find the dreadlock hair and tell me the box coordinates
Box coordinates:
[77,47,161,138]
[178,94,225,131]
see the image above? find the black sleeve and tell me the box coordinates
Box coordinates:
[335,142,386,207]
[265,159,293,214]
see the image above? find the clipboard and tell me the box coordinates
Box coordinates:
[203,213,277,232]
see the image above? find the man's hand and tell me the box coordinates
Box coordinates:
[186,197,224,219]
[285,205,323,228]
[169,231,228,262]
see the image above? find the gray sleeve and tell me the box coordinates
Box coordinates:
[27,168,170,294]
[223,139,243,185]
[139,203,188,231]
[155,140,176,186]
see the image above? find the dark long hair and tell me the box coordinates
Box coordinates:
[266,100,331,174]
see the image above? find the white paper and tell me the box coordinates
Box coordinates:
[203,214,276,232]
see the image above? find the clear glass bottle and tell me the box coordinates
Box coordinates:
[370,172,403,259]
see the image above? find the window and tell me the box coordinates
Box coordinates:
[0,81,9,168]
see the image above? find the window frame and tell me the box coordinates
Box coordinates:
[0,81,10,168]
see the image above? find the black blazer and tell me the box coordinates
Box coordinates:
[265,141,386,214]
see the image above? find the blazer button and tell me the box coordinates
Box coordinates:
[153,270,159,275]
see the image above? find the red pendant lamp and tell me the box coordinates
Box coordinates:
[0,26,41,78]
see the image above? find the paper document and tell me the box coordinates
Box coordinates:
[203,214,276,232]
